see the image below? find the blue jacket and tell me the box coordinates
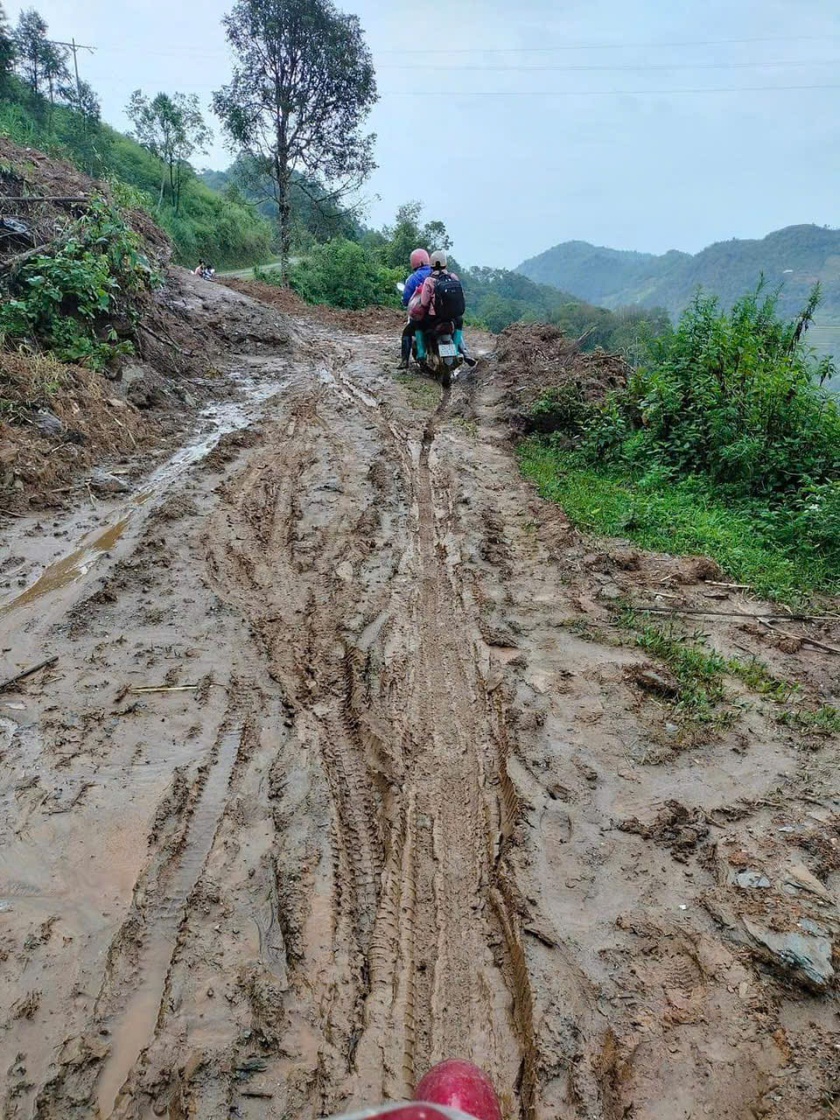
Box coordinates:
[402,265,432,306]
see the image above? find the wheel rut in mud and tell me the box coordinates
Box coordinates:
[2,317,837,1120]
[195,369,533,1116]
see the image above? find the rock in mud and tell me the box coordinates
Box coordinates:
[35,409,64,437]
[629,664,681,699]
[741,918,835,991]
[88,469,131,496]
[735,871,771,890]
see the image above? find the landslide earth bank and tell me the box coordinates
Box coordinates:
[0,138,293,511]
[0,286,837,1120]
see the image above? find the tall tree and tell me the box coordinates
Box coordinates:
[0,2,15,93]
[213,0,378,281]
[13,8,52,96]
[126,91,212,213]
[68,78,100,124]
[381,202,453,270]
[42,37,68,103]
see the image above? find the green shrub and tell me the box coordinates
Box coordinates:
[0,197,160,369]
[289,238,401,310]
[523,284,840,599]
[612,285,840,495]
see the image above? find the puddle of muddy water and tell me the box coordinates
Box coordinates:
[96,727,242,1119]
[0,370,290,617]
[2,518,131,613]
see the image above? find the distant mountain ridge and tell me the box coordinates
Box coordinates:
[517,225,840,355]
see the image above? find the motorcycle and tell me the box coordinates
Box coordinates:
[397,281,464,389]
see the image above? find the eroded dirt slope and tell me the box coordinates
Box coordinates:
[0,311,838,1120]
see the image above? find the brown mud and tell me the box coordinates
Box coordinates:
[0,293,838,1120]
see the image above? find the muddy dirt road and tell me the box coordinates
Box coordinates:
[1,309,838,1120]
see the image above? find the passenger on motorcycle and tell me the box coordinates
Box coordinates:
[399,249,432,369]
[418,251,476,367]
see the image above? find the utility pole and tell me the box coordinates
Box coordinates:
[49,37,95,108]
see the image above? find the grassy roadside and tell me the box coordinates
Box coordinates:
[519,442,837,604]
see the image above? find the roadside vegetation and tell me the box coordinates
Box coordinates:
[0,78,273,268]
[0,3,272,268]
[0,197,160,370]
[567,606,840,747]
[521,285,840,602]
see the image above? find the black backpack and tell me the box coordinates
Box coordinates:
[433,274,466,321]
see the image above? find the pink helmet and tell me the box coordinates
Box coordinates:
[410,248,430,270]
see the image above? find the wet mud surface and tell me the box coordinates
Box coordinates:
[0,311,838,1120]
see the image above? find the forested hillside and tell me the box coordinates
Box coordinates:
[1,79,273,267]
[519,226,840,355]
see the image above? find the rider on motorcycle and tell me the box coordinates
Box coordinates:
[417,252,476,368]
[399,248,432,369]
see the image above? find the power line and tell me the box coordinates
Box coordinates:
[379,59,840,73]
[373,35,840,56]
[378,83,840,97]
[92,33,840,60]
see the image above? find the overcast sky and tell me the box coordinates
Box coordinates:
[9,0,840,267]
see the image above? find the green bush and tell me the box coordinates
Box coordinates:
[289,238,401,310]
[0,197,160,369]
[610,285,840,495]
[523,285,840,599]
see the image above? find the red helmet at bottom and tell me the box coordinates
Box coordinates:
[321,1060,503,1120]
[410,248,431,270]
[414,1061,503,1120]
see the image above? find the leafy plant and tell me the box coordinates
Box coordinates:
[523,284,840,601]
[615,284,840,495]
[0,197,160,369]
[289,238,400,310]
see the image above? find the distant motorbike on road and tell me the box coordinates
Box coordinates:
[396,281,464,389]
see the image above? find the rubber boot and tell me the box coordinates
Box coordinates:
[455,329,478,368]
[399,332,411,369]
[415,330,427,361]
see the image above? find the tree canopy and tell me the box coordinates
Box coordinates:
[0,2,15,93]
[127,90,212,213]
[213,0,378,279]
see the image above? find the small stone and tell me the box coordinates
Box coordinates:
[88,469,131,496]
[631,666,680,699]
[598,584,622,602]
[735,871,771,890]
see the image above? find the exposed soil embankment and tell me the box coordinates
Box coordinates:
[1,139,295,512]
[463,321,630,439]
[224,275,405,334]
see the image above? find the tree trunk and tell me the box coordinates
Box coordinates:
[276,155,292,286]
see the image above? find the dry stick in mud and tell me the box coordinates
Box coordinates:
[0,196,91,204]
[130,685,201,694]
[633,605,840,623]
[0,240,57,273]
[137,321,194,356]
[0,655,59,693]
[757,618,840,655]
